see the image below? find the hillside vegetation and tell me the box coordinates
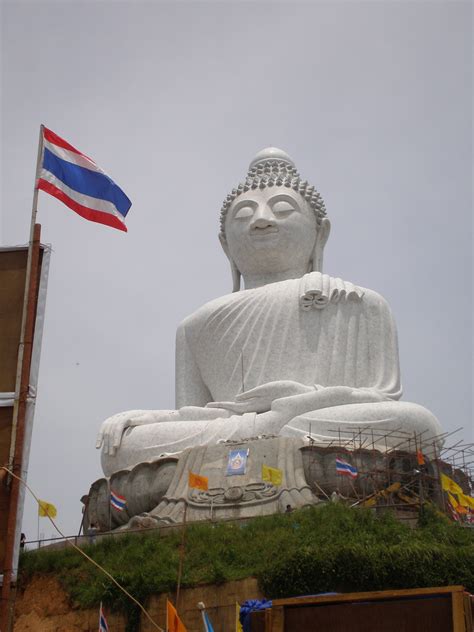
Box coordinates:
[19,504,474,631]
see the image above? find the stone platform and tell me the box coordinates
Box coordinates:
[85,436,461,531]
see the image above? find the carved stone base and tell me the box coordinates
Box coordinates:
[86,437,452,531]
[150,436,316,524]
[86,436,316,529]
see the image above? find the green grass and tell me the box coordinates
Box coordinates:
[19,504,474,632]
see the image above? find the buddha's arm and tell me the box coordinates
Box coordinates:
[362,289,402,400]
[207,382,388,415]
[175,321,212,408]
[96,405,231,456]
[96,322,225,456]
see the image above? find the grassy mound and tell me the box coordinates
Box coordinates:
[19,504,474,631]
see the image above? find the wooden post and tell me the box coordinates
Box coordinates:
[270,605,284,632]
[108,478,112,532]
[175,503,188,612]
[0,224,42,631]
[0,125,44,632]
[451,588,466,632]
[264,606,272,631]
[433,439,447,513]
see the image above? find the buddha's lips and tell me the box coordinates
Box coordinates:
[249,227,279,238]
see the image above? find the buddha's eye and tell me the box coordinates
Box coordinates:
[272,200,295,216]
[234,206,254,220]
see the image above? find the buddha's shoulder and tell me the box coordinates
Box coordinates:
[345,282,393,313]
[177,276,393,337]
[358,285,394,313]
[177,290,244,336]
[301,271,392,311]
[357,284,391,307]
[177,280,294,333]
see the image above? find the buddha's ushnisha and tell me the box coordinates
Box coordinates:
[97,148,441,477]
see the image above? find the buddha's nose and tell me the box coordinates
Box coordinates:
[250,205,277,230]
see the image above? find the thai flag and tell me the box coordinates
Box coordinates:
[99,602,109,632]
[110,489,126,511]
[335,457,358,479]
[38,127,131,232]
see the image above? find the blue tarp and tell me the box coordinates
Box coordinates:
[240,594,339,631]
[240,599,272,632]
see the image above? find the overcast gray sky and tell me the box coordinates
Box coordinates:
[1,0,472,540]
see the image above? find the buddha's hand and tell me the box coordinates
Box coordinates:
[272,385,389,418]
[96,409,179,456]
[206,381,314,414]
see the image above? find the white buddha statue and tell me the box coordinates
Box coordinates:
[97,148,442,478]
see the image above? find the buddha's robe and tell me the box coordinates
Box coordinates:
[102,272,441,475]
[178,272,398,404]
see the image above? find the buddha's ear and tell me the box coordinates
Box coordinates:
[311,218,331,273]
[219,232,241,292]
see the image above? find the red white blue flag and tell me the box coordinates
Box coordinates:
[99,602,109,632]
[38,127,131,232]
[110,489,126,511]
[335,457,358,479]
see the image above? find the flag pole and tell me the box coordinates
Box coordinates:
[29,124,44,237]
[7,123,44,471]
[0,124,45,631]
[108,478,112,532]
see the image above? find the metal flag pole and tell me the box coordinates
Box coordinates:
[7,124,44,475]
[0,124,45,632]
[108,478,112,532]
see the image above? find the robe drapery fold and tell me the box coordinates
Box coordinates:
[102,273,441,476]
[177,272,402,407]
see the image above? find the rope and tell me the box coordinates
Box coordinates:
[1,466,164,631]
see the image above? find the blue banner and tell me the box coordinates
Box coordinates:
[226,449,249,476]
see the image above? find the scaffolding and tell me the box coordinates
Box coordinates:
[302,426,474,524]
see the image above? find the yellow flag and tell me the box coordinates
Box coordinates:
[38,500,57,518]
[188,471,208,491]
[166,599,187,632]
[440,473,463,496]
[236,602,243,632]
[262,464,283,486]
[447,492,469,515]
[447,492,460,511]
[455,493,474,510]
[460,494,474,510]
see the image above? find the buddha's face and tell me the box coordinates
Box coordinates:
[223,188,318,278]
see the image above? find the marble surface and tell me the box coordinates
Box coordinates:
[87,437,447,530]
[96,148,442,491]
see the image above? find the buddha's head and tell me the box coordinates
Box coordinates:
[219,147,331,291]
